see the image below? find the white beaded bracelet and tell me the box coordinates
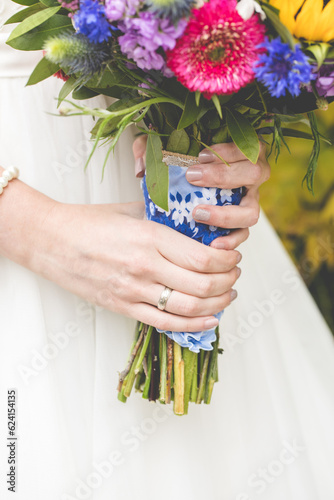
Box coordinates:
[0,167,19,195]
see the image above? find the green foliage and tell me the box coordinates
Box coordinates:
[226,108,260,164]
[166,129,190,155]
[26,56,59,86]
[145,135,169,212]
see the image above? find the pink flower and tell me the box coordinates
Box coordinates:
[166,0,266,98]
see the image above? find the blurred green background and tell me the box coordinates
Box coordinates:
[260,108,334,333]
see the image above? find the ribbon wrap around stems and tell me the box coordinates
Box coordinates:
[142,154,243,353]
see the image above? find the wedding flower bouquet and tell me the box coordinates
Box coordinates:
[7,0,334,414]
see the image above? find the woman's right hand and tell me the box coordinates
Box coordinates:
[37,201,241,332]
[0,172,241,332]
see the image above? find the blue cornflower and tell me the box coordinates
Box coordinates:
[74,0,112,44]
[254,37,313,98]
[145,0,195,21]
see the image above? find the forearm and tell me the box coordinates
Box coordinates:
[0,165,57,272]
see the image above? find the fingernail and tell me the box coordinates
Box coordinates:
[211,240,225,249]
[236,253,242,263]
[204,318,219,330]
[230,289,238,302]
[236,267,242,278]
[186,167,203,182]
[194,208,210,222]
[135,157,145,178]
[198,150,215,163]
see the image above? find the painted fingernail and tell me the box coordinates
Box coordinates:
[135,157,145,178]
[186,167,203,182]
[236,253,242,263]
[236,267,242,277]
[194,208,210,222]
[204,318,219,330]
[230,289,238,302]
[198,150,215,163]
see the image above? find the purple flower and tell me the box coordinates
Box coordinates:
[254,37,313,98]
[74,0,112,44]
[104,0,141,22]
[118,12,186,71]
[313,61,334,97]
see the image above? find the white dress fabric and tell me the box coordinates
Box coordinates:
[1,3,334,499]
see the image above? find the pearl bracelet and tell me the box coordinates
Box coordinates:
[0,167,19,195]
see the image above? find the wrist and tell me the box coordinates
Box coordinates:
[0,169,59,271]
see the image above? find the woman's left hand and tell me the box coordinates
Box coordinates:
[133,137,270,250]
[185,142,271,250]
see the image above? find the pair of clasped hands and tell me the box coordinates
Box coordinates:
[0,139,270,333]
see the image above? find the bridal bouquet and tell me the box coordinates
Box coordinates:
[7,0,334,414]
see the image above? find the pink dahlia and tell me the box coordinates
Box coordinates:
[166,0,266,98]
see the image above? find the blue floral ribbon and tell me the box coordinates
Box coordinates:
[143,164,243,352]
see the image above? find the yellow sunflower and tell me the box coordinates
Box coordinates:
[269,0,334,42]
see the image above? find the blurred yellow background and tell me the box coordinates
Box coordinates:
[260,107,334,333]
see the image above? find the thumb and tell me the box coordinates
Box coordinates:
[133,135,147,178]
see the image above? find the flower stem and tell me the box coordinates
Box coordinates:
[159,333,168,403]
[183,349,196,415]
[149,330,160,401]
[190,354,198,403]
[166,337,173,404]
[196,351,210,404]
[117,322,144,392]
[173,343,185,415]
[134,325,152,374]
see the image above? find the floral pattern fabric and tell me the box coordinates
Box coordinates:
[142,163,243,352]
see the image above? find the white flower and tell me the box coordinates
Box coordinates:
[170,196,195,227]
[219,188,234,203]
[193,188,218,207]
[236,0,266,21]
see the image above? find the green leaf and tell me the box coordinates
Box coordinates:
[195,91,201,107]
[40,0,59,6]
[226,108,259,163]
[177,92,201,130]
[211,94,222,119]
[262,5,295,49]
[166,129,190,155]
[306,43,330,69]
[303,111,321,193]
[187,139,200,157]
[91,98,142,138]
[5,4,43,24]
[26,56,59,85]
[10,0,36,5]
[6,14,72,51]
[7,6,61,42]
[57,76,78,105]
[146,135,169,212]
[72,87,98,100]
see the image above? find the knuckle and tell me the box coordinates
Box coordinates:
[197,277,214,297]
[128,253,150,276]
[179,298,200,317]
[190,249,211,272]
[249,207,260,226]
[250,163,262,184]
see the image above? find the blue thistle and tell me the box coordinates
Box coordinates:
[145,0,195,20]
[44,33,111,81]
[254,37,313,98]
[73,0,113,44]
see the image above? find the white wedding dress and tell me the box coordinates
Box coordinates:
[1,3,334,500]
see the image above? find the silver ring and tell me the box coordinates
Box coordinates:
[157,287,173,311]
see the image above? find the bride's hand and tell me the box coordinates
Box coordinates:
[0,176,241,333]
[186,142,270,249]
[133,137,270,250]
